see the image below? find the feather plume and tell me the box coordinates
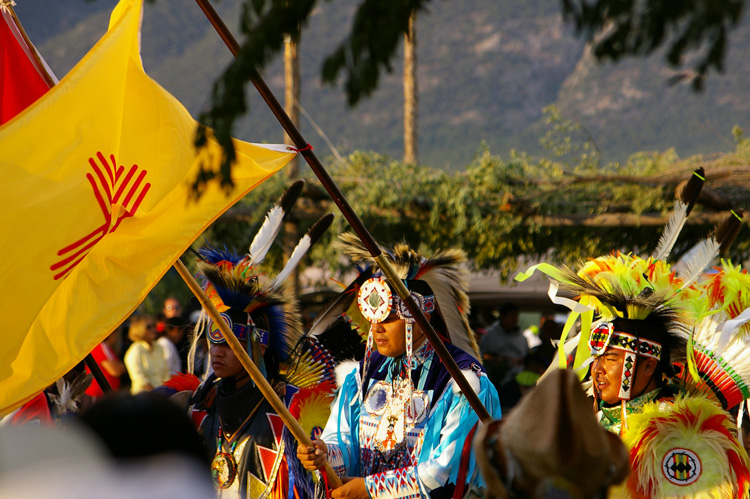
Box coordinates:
[653,168,705,260]
[278,179,305,213]
[418,249,476,355]
[679,167,706,216]
[282,337,338,389]
[677,238,721,290]
[682,260,750,409]
[248,206,284,264]
[248,180,305,264]
[271,213,334,289]
[335,232,382,269]
[288,382,337,432]
[163,372,202,393]
[49,373,93,416]
[653,200,689,261]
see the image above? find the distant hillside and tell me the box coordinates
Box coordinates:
[13,0,750,168]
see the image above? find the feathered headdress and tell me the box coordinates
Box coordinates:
[195,246,303,364]
[189,180,332,374]
[546,253,691,406]
[517,252,691,385]
[682,260,750,411]
[314,232,477,358]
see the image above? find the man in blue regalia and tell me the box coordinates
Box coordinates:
[297,233,501,499]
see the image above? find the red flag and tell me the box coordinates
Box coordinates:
[0,7,55,124]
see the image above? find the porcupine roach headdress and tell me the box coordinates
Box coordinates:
[308,232,476,377]
[189,179,337,388]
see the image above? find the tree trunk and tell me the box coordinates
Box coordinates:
[284,33,301,294]
[403,10,418,165]
[284,34,301,177]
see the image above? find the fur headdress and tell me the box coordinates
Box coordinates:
[337,232,477,356]
[309,232,478,363]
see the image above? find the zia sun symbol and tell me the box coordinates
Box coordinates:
[50,152,151,280]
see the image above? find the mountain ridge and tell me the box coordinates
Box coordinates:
[13,0,750,168]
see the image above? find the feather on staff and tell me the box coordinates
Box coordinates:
[248,179,305,264]
[653,167,705,261]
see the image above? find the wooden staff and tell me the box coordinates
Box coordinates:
[194,0,492,424]
[172,259,343,488]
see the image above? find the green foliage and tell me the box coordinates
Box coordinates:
[290,123,748,279]
[194,0,317,196]
[194,0,429,196]
[145,115,749,314]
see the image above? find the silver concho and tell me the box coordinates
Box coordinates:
[364,381,390,415]
[405,390,429,425]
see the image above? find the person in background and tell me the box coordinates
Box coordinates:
[479,302,526,391]
[85,327,126,398]
[158,317,185,376]
[297,233,501,499]
[163,296,184,320]
[522,312,555,350]
[124,315,169,394]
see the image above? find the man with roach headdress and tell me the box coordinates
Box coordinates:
[514,168,750,498]
[297,233,501,499]
[184,182,338,499]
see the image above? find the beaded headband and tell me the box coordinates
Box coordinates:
[590,322,663,400]
[207,311,269,348]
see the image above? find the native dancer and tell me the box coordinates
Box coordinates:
[297,233,501,499]
[183,182,337,499]
[518,169,750,497]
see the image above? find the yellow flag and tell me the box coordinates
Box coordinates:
[0,0,295,414]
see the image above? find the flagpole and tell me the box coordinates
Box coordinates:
[194,0,492,423]
[84,354,113,394]
[173,259,343,488]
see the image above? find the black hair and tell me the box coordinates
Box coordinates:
[77,392,210,467]
[612,317,684,380]
[498,302,521,316]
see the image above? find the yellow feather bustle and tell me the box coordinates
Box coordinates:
[618,394,750,499]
